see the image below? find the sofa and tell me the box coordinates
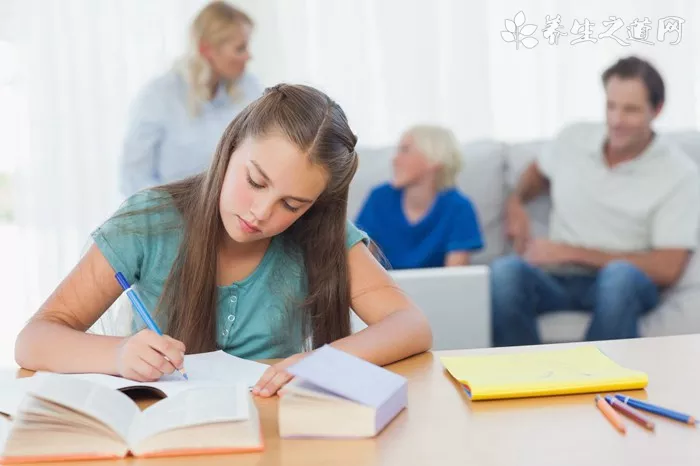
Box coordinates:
[348,122,700,344]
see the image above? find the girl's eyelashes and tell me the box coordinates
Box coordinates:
[246,173,263,189]
[283,202,300,213]
[246,172,300,213]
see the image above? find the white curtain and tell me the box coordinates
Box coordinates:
[2,0,700,354]
[4,0,211,318]
[243,0,700,143]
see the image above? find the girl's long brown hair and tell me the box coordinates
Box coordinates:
[150,84,359,354]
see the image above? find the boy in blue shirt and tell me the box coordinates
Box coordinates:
[356,125,484,269]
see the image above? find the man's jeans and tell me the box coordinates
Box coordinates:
[491,255,660,347]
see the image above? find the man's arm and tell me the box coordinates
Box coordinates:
[549,171,699,287]
[507,161,551,253]
[568,247,690,287]
[588,169,700,287]
[509,161,550,204]
[527,239,690,288]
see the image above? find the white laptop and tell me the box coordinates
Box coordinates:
[350,265,491,350]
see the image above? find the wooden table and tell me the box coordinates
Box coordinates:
[5,334,700,465]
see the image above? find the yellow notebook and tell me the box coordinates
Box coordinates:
[440,345,648,401]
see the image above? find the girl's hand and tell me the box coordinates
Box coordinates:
[115,329,186,381]
[252,352,309,397]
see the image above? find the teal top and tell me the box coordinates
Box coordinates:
[91,190,369,360]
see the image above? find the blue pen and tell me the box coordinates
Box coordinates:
[614,394,696,426]
[115,272,188,380]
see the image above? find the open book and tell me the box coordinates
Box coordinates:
[278,345,407,438]
[0,350,269,421]
[0,378,36,421]
[0,374,263,463]
[61,350,269,398]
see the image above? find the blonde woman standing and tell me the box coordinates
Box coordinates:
[120,1,262,197]
[355,125,484,270]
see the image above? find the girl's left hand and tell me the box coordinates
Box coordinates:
[252,352,309,397]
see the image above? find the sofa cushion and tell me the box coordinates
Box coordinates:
[640,250,700,337]
[666,131,700,166]
[348,146,393,221]
[538,312,589,343]
[455,140,508,264]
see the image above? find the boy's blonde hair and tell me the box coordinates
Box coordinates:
[178,1,253,116]
[404,125,462,190]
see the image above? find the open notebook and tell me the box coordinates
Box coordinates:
[0,373,263,463]
[62,350,269,397]
[441,345,648,401]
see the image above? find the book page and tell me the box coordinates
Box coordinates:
[0,415,10,444]
[0,377,38,418]
[24,374,139,442]
[38,372,195,398]
[127,385,250,447]
[159,350,269,387]
[37,350,269,398]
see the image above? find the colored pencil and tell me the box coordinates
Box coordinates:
[605,395,655,431]
[614,394,696,426]
[595,394,626,434]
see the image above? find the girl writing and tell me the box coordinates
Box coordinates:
[16,84,433,397]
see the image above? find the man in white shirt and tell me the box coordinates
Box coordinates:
[492,56,700,347]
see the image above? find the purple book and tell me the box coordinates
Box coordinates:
[282,345,408,437]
